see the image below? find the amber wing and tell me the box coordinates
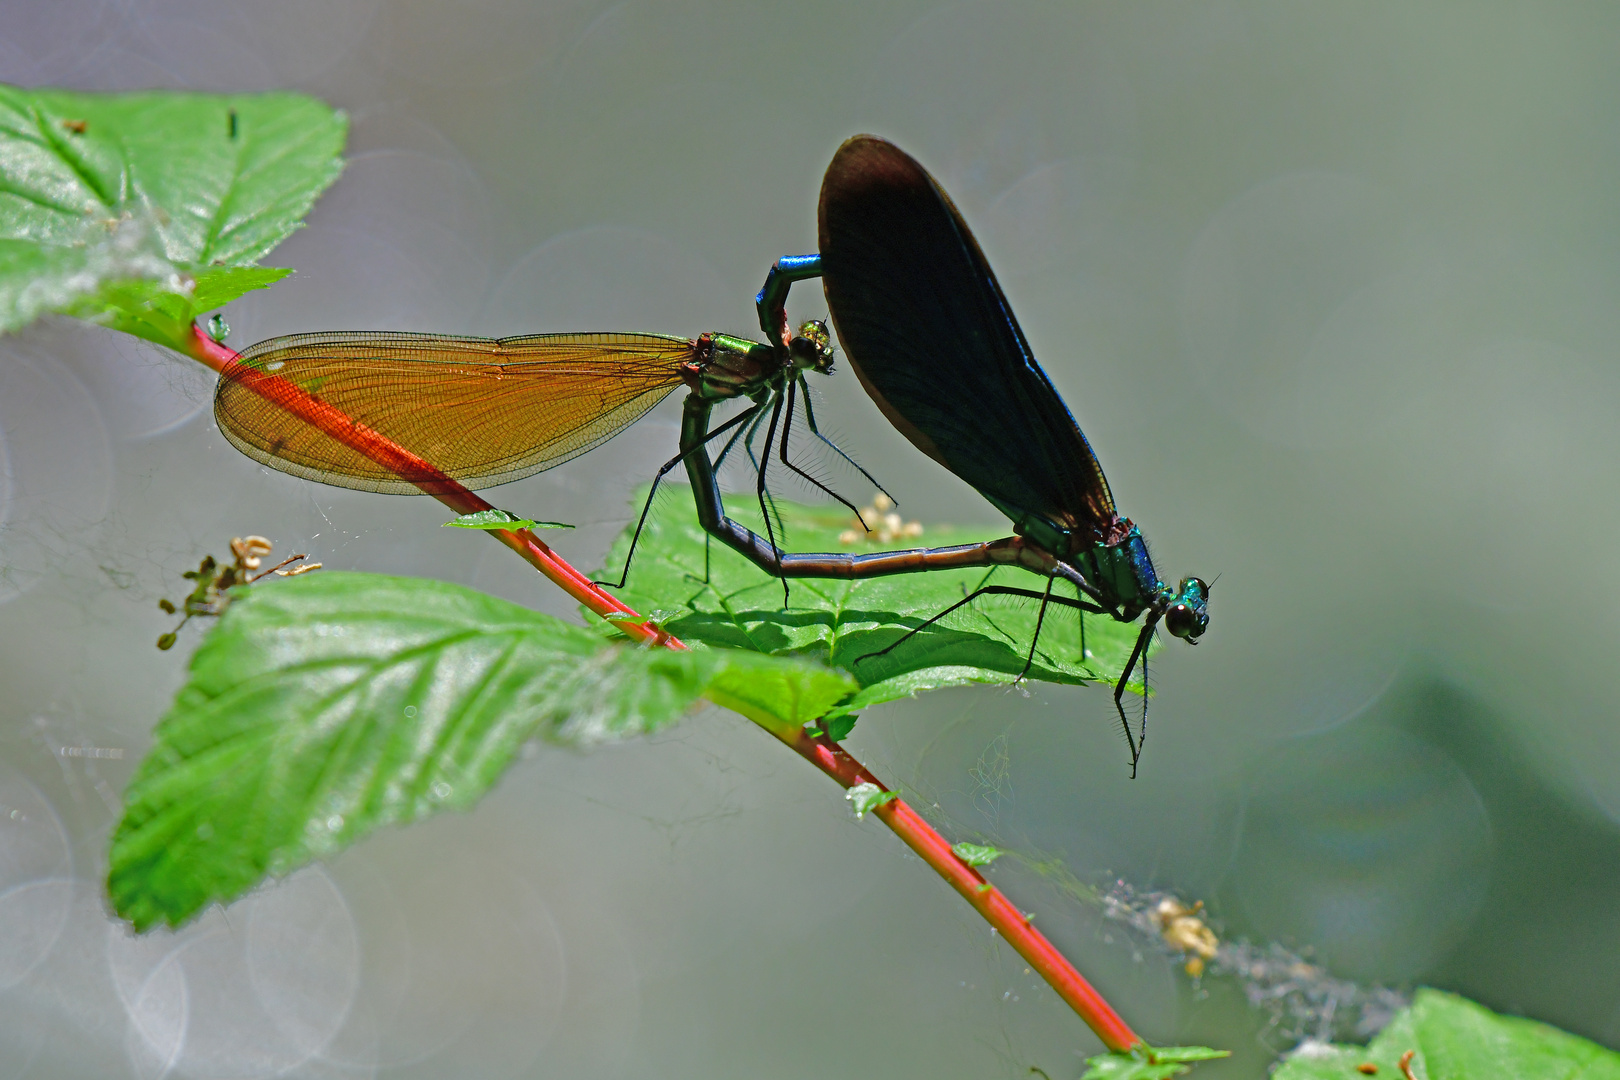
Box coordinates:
[215,331,694,494]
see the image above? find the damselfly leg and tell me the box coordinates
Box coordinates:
[854,579,1155,775]
[591,403,764,590]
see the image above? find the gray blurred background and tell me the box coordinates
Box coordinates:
[3,1,1620,1076]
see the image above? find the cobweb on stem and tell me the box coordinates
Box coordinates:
[1099,879,1409,1051]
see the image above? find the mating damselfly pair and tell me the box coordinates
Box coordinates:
[212,135,1209,777]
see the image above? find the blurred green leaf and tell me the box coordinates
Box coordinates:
[110,571,849,930]
[0,83,344,344]
[1082,1045,1229,1080]
[593,490,1151,719]
[1273,989,1620,1080]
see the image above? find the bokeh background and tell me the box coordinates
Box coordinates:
[4,1,1620,1076]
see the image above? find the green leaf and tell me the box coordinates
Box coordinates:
[593,491,1152,718]
[950,842,1003,867]
[846,782,897,819]
[703,649,855,738]
[0,84,345,344]
[109,571,850,930]
[444,508,574,531]
[66,265,292,348]
[1274,988,1620,1080]
[1082,1045,1230,1080]
[823,713,858,742]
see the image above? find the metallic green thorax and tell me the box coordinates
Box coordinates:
[680,334,777,401]
[1076,528,1157,618]
[680,326,834,404]
[1074,529,1208,640]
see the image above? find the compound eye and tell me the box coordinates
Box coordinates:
[797,318,829,343]
[788,327,835,373]
[1165,600,1208,640]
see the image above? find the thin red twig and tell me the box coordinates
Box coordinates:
[769,723,1141,1052]
[179,320,1142,1053]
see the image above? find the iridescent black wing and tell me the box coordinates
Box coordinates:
[818,135,1116,536]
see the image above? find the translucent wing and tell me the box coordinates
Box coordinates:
[215,331,693,494]
[818,136,1117,536]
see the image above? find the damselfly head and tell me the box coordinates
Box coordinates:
[1163,576,1210,640]
[789,319,835,375]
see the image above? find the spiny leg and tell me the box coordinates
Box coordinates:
[796,375,895,505]
[707,403,778,586]
[591,402,762,590]
[740,398,787,544]
[728,406,788,542]
[742,404,768,474]
[1077,581,1088,662]
[1015,575,1059,682]
[856,584,1106,667]
[1113,616,1160,780]
[711,414,751,472]
[594,449,685,592]
[753,390,791,607]
[714,401,770,473]
[776,379,873,528]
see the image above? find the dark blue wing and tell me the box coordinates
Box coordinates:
[817,135,1116,538]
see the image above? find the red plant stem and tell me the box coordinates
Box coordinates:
[180,320,1141,1051]
[183,324,678,648]
[765,721,1142,1053]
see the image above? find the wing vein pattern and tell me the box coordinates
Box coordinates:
[215,330,694,494]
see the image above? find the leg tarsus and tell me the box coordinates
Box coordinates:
[712,406,760,473]
[589,449,682,590]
